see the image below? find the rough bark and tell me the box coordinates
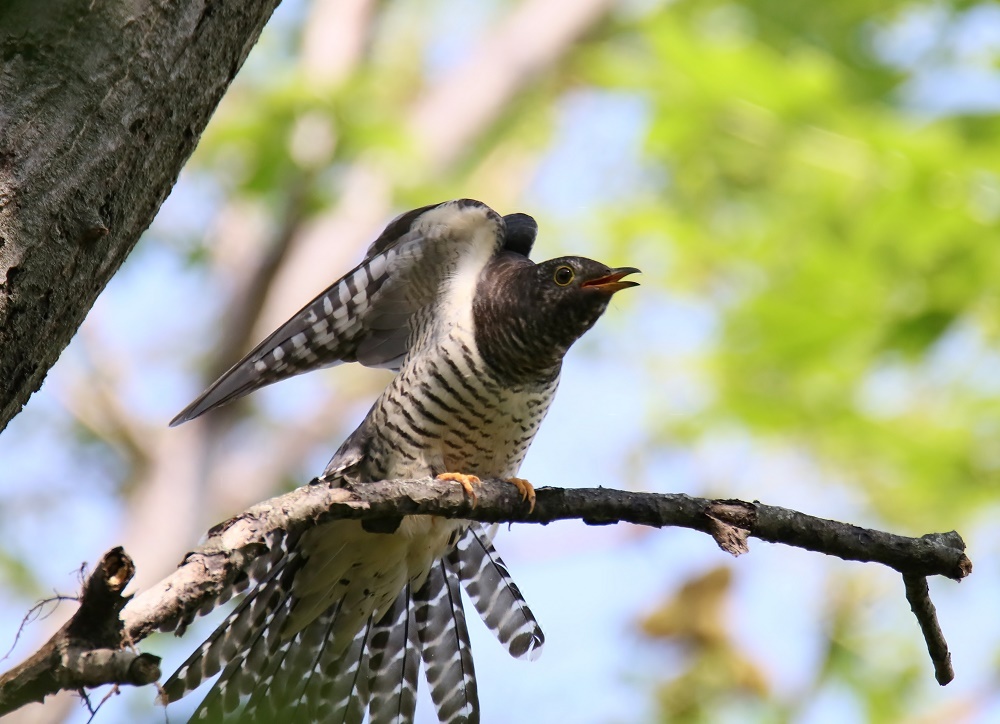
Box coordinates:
[122,478,970,689]
[0,479,971,716]
[0,548,160,716]
[0,480,971,715]
[0,0,282,431]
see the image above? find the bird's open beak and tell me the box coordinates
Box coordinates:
[580,267,641,293]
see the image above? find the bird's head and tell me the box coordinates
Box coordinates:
[474,253,640,384]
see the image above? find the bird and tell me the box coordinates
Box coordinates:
[161,198,639,723]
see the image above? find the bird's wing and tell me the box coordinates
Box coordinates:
[499,212,537,257]
[171,199,507,426]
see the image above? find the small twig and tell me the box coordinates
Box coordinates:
[903,573,954,685]
[80,688,95,717]
[84,681,124,724]
[2,595,78,663]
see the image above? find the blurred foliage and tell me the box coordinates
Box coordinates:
[639,565,938,723]
[574,0,1000,529]
[198,0,1000,532]
[640,567,775,723]
[579,1,1000,720]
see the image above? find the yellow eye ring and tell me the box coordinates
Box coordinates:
[554,266,574,286]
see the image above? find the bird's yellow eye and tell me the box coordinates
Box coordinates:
[554,266,574,286]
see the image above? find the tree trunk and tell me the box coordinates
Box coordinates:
[0,0,282,430]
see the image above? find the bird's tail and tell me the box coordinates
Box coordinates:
[161,523,543,723]
[455,523,545,660]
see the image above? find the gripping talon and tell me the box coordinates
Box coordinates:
[507,477,536,514]
[437,472,482,507]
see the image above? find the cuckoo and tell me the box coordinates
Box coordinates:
[162,199,639,722]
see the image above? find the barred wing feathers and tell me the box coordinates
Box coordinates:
[170,199,507,426]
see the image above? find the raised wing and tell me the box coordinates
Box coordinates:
[170,199,508,426]
[499,212,537,257]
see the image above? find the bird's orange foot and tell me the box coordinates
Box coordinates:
[437,472,482,507]
[507,477,536,514]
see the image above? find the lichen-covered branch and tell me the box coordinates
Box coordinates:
[0,480,971,716]
[138,478,971,636]
[123,478,970,679]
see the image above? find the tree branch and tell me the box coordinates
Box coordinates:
[0,480,972,716]
[0,548,160,716]
[123,479,970,664]
[903,572,954,685]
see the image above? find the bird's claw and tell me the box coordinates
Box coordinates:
[437,472,482,507]
[507,477,536,514]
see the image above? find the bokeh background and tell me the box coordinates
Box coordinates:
[3,0,1000,721]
